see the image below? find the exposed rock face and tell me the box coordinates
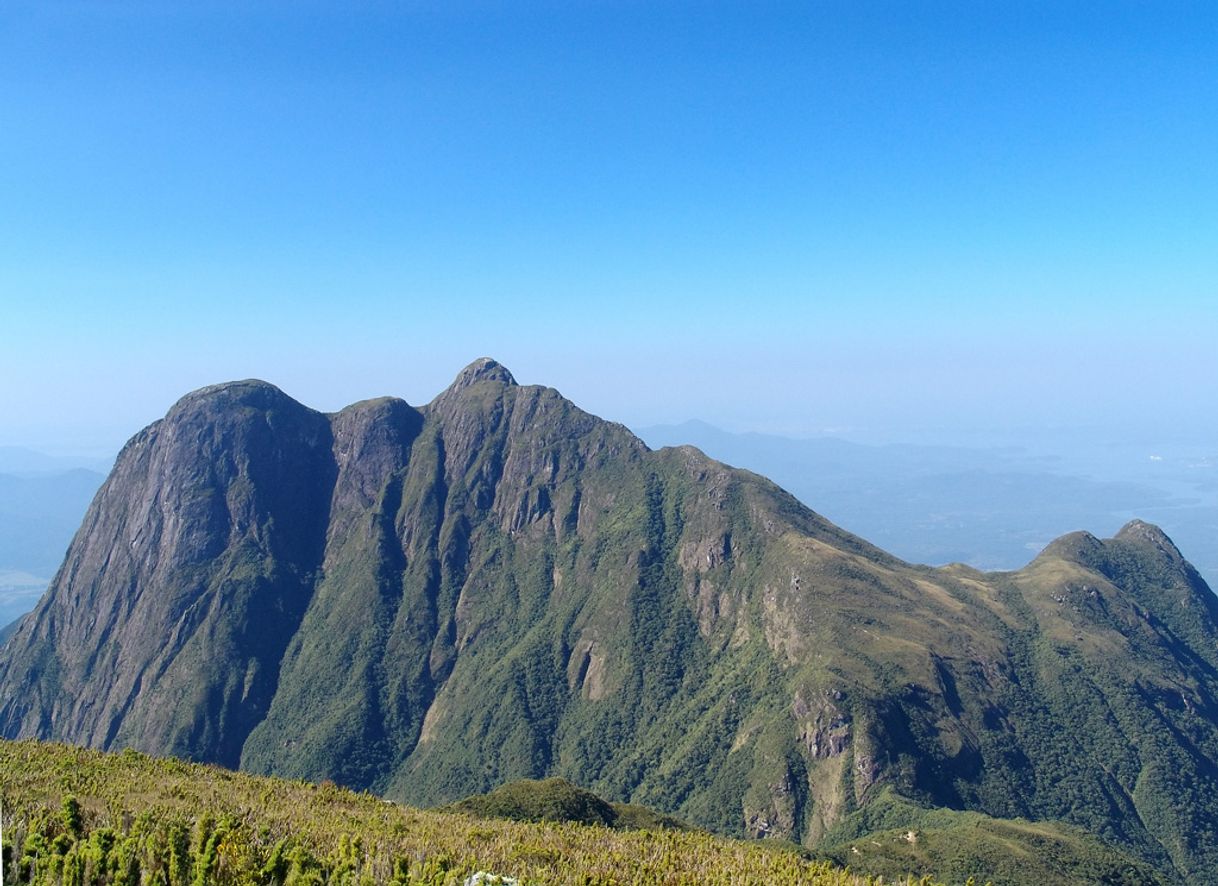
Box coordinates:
[0,380,335,767]
[2,360,1218,882]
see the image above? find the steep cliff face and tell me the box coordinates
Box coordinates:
[2,360,1218,882]
[0,380,335,766]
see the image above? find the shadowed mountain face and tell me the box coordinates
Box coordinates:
[2,359,1218,881]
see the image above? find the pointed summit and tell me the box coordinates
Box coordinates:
[1033,529,1106,568]
[448,357,517,391]
[1115,519,1183,559]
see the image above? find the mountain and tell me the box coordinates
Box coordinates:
[2,359,1217,882]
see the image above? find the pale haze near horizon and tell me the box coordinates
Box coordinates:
[1,2,1215,459]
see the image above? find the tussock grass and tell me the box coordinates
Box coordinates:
[0,739,945,885]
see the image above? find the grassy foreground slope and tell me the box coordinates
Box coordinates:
[0,740,933,885]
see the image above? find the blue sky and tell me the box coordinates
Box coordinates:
[2,1,1215,452]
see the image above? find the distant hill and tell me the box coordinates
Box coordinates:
[2,360,1217,882]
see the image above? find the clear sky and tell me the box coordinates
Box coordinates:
[2,1,1215,454]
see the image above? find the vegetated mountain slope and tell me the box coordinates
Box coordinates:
[1,359,1217,883]
[446,776,693,832]
[815,788,1168,886]
[448,778,1164,886]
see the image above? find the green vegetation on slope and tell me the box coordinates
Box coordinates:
[817,789,1170,886]
[447,777,691,831]
[0,740,942,885]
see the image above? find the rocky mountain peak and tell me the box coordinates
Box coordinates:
[447,357,517,391]
[167,378,295,413]
[1034,520,1198,587]
[1114,519,1184,561]
[1033,529,1106,567]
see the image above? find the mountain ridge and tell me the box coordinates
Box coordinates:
[1,359,1215,882]
[635,418,1218,590]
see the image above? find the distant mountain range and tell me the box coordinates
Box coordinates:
[0,467,105,626]
[0,446,112,477]
[1,360,1216,882]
